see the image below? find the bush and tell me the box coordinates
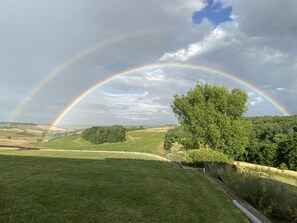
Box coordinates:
[209,165,297,222]
[81,125,126,144]
[164,126,193,150]
[166,142,189,162]
[279,162,288,170]
[187,149,232,167]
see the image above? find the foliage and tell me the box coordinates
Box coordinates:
[81,125,126,144]
[208,164,297,222]
[279,162,288,170]
[241,115,297,170]
[164,126,193,150]
[171,83,250,159]
[187,149,233,167]
[166,147,232,168]
[170,142,185,154]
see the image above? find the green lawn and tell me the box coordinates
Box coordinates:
[34,128,166,154]
[0,151,247,223]
[0,149,165,161]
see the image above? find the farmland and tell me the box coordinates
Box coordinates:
[34,127,169,154]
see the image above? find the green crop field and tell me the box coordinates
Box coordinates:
[34,128,168,154]
[0,150,247,223]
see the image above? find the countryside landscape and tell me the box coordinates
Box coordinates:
[1,1,297,223]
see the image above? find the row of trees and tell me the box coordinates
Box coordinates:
[165,83,296,170]
[81,125,126,144]
[242,116,297,170]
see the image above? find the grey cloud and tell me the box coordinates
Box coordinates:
[1,0,296,124]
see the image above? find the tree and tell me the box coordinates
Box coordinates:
[81,125,126,144]
[275,132,297,170]
[171,83,250,158]
[164,125,193,150]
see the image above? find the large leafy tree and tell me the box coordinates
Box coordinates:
[171,83,250,158]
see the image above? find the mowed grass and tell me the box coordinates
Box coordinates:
[0,149,165,161]
[0,151,247,223]
[34,128,167,154]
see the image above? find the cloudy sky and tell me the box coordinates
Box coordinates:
[1,0,297,126]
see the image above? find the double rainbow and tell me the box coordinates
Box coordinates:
[46,62,291,135]
[9,28,167,122]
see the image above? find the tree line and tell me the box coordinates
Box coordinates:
[81,125,126,144]
[242,116,297,170]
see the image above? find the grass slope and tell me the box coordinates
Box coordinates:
[0,152,247,223]
[34,128,167,154]
[0,149,165,161]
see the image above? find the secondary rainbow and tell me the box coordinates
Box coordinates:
[9,28,167,122]
[47,62,291,135]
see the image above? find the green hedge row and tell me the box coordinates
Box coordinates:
[81,125,126,144]
[187,149,232,167]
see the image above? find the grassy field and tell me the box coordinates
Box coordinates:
[0,150,247,223]
[34,128,168,155]
[236,161,297,187]
[0,148,166,161]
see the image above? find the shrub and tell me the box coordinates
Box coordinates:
[164,126,193,150]
[187,149,233,167]
[170,142,185,154]
[81,125,126,144]
[279,162,288,170]
[209,165,297,222]
[166,142,189,163]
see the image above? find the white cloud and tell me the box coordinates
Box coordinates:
[276,87,286,91]
[159,28,231,62]
[249,97,263,106]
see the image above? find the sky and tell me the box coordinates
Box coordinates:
[1,0,297,126]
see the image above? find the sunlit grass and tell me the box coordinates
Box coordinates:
[34,128,166,154]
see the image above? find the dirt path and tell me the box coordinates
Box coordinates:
[0,146,171,162]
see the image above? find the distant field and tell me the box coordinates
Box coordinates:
[34,127,169,155]
[0,124,51,147]
[0,152,247,223]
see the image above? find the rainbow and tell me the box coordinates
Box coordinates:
[47,62,291,135]
[9,28,167,122]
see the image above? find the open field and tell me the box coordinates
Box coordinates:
[236,161,297,187]
[0,151,247,223]
[0,124,68,147]
[34,127,168,155]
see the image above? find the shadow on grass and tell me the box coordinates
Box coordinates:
[0,154,247,223]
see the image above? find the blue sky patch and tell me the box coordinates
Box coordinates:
[192,0,232,26]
